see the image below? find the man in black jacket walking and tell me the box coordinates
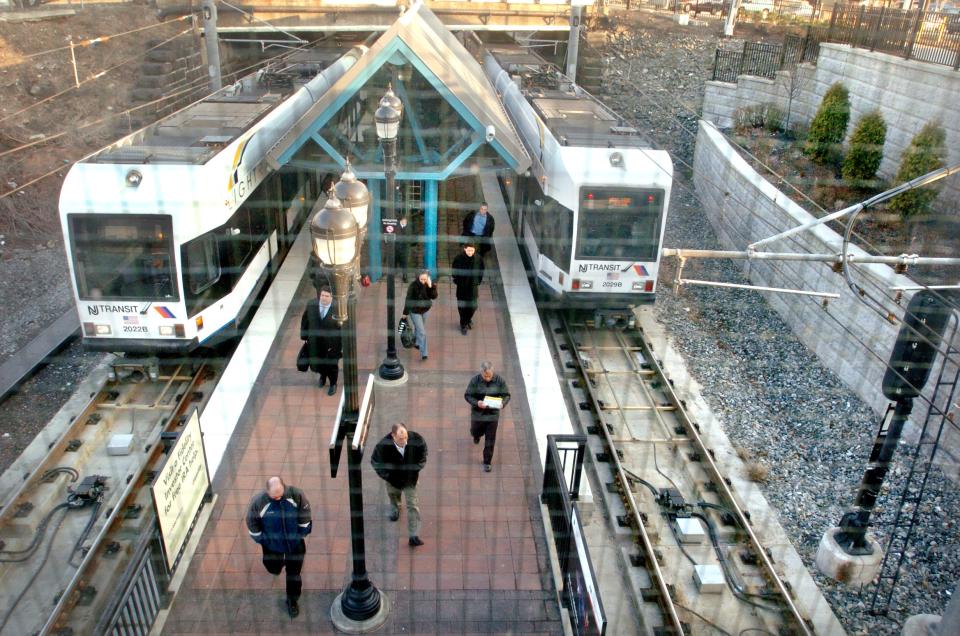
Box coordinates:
[245,476,312,618]
[371,423,428,547]
[464,362,511,472]
[461,203,495,260]
[452,243,484,335]
[301,287,342,395]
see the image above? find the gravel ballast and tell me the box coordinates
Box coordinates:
[592,11,958,634]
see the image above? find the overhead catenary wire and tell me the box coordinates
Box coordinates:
[0,28,194,128]
[708,214,960,435]
[0,34,321,162]
[0,37,325,200]
[13,15,194,61]
[216,0,306,44]
[606,53,960,393]
[610,54,956,294]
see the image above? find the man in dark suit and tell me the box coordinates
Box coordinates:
[371,423,428,547]
[461,203,495,260]
[300,286,342,395]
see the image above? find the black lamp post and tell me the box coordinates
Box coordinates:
[310,193,386,626]
[375,84,405,381]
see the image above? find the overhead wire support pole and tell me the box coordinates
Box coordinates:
[661,248,960,268]
[748,163,960,251]
[202,0,222,92]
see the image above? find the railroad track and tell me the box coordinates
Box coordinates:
[0,358,219,635]
[549,313,813,636]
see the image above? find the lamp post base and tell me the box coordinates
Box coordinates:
[331,586,390,633]
[377,359,406,382]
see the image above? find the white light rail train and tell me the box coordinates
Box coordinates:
[484,45,673,326]
[58,47,363,353]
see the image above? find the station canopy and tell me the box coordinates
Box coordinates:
[265,0,531,180]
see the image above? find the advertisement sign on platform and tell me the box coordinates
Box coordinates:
[152,409,210,570]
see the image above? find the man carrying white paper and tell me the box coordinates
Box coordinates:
[464,361,511,472]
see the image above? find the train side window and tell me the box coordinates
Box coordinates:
[540,198,573,268]
[183,233,221,295]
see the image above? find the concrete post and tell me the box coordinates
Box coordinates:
[724,0,738,36]
[565,6,583,79]
[202,0,222,92]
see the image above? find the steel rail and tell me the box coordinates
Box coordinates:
[0,308,79,403]
[558,316,686,636]
[40,363,210,635]
[621,327,814,636]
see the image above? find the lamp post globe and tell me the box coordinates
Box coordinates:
[375,103,401,143]
[334,160,370,234]
[310,194,359,324]
[380,83,403,119]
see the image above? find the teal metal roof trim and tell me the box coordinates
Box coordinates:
[264,0,531,175]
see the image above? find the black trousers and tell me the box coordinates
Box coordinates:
[470,418,499,465]
[456,300,477,328]
[317,362,339,387]
[261,541,305,600]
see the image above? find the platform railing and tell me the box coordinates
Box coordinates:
[542,434,605,636]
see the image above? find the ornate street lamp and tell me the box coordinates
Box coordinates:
[334,159,370,242]
[375,85,405,381]
[310,194,387,627]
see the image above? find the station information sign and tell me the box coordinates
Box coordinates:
[152,409,211,570]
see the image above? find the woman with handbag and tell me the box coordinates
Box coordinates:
[300,287,342,395]
[401,270,438,361]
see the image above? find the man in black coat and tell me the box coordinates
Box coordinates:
[451,243,484,335]
[300,287,342,395]
[394,215,412,283]
[371,423,428,547]
[464,361,511,472]
[245,476,312,618]
[461,203,495,260]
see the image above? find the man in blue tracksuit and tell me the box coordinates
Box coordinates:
[245,476,312,618]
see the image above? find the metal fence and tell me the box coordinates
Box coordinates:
[713,5,960,82]
[816,4,960,70]
[712,36,819,82]
[541,435,605,636]
[98,530,172,636]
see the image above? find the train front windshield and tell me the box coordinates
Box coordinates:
[576,188,664,261]
[69,214,178,301]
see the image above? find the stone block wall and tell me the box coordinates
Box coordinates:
[702,43,960,201]
[693,121,960,460]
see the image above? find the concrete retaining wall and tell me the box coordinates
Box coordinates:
[692,121,959,459]
[702,43,960,201]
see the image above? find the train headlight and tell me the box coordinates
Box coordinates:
[159,325,175,336]
[579,280,593,290]
[125,169,143,188]
[95,324,111,335]
[633,281,644,290]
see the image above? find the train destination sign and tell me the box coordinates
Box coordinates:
[152,409,211,570]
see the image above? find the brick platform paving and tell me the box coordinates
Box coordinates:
[162,273,563,635]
